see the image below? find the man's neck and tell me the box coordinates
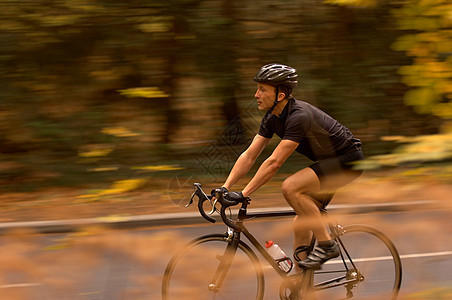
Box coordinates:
[271,98,289,117]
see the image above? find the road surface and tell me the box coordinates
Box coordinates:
[0,208,450,299]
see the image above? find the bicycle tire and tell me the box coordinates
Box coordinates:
[162,233,265,300]
[314,224,402,300]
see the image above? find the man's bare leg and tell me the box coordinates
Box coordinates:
[283,168,339,270]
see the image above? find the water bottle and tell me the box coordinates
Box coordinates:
[265,240,293,273]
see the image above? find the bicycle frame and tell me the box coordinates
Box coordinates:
[211,199,363,296]
[184,184,393,299]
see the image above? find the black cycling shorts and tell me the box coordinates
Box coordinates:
[309,149,364,185]
[307,149,364,206]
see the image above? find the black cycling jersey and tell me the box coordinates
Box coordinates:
[258,97,362,162]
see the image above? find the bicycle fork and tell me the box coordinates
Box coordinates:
[208,229,240,293]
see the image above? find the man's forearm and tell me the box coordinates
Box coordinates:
[242,158,280,197]
[223,151,255,189]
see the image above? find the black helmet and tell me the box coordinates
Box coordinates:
[254,63,298,89]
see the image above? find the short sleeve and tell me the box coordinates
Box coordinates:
[258,113,274,139]
[282,110,309,143]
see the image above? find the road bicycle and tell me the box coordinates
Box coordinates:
[162,183,402,299]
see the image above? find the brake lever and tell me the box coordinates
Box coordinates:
[208,198,220,215]
[185,192,196,208]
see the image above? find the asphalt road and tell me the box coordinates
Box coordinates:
[0,208,450,299]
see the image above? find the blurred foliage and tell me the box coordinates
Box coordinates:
[391,0,452,119]
[326,0,379,7]
[77,178,149,200]
[330,0,452,174]
[359,132,452,169]
[0,0,449,193]
[119,87,170,99]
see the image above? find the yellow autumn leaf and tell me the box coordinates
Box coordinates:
[110,179,147,191]
[118,87,169,98]
[380,136,407,142]
[79,148,113,157]
[138,23,170,33]
[87,167,119,172]
[324,0,377,7]
[400,167,433,177]
[133,165,184,171]
[77,179,148,199]
[101,126,140,137]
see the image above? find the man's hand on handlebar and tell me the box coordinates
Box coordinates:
[211,187,228,199]
[192,183,250,230]
[211,187,248,203]
[226,191,248,202]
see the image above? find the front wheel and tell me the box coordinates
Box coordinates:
[314,224,402,299]
[162,233,265,300]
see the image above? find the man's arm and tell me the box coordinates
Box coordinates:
[242,139,299,197]
[223,134,270,190]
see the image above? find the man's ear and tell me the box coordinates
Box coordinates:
[277,91,286,102]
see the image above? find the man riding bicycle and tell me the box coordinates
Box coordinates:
[214,63,364,270]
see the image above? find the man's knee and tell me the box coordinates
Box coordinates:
[282,177,308,199]
[282,178,293,198]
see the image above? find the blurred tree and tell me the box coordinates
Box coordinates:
[191,0,246,146]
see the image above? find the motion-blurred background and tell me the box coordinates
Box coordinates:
[0,1,451,218]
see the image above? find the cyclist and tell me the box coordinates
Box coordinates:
[214,63,364,270]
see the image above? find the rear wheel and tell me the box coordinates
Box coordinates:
[162,233,265,300]
[314,225,402,299]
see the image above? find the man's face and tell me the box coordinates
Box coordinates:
[255,83,276,111]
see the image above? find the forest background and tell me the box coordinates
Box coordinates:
[0,0,451,218]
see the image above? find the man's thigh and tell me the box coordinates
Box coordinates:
[284,166,359,207]
[284,166,357,193]
[283,167,321,194]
